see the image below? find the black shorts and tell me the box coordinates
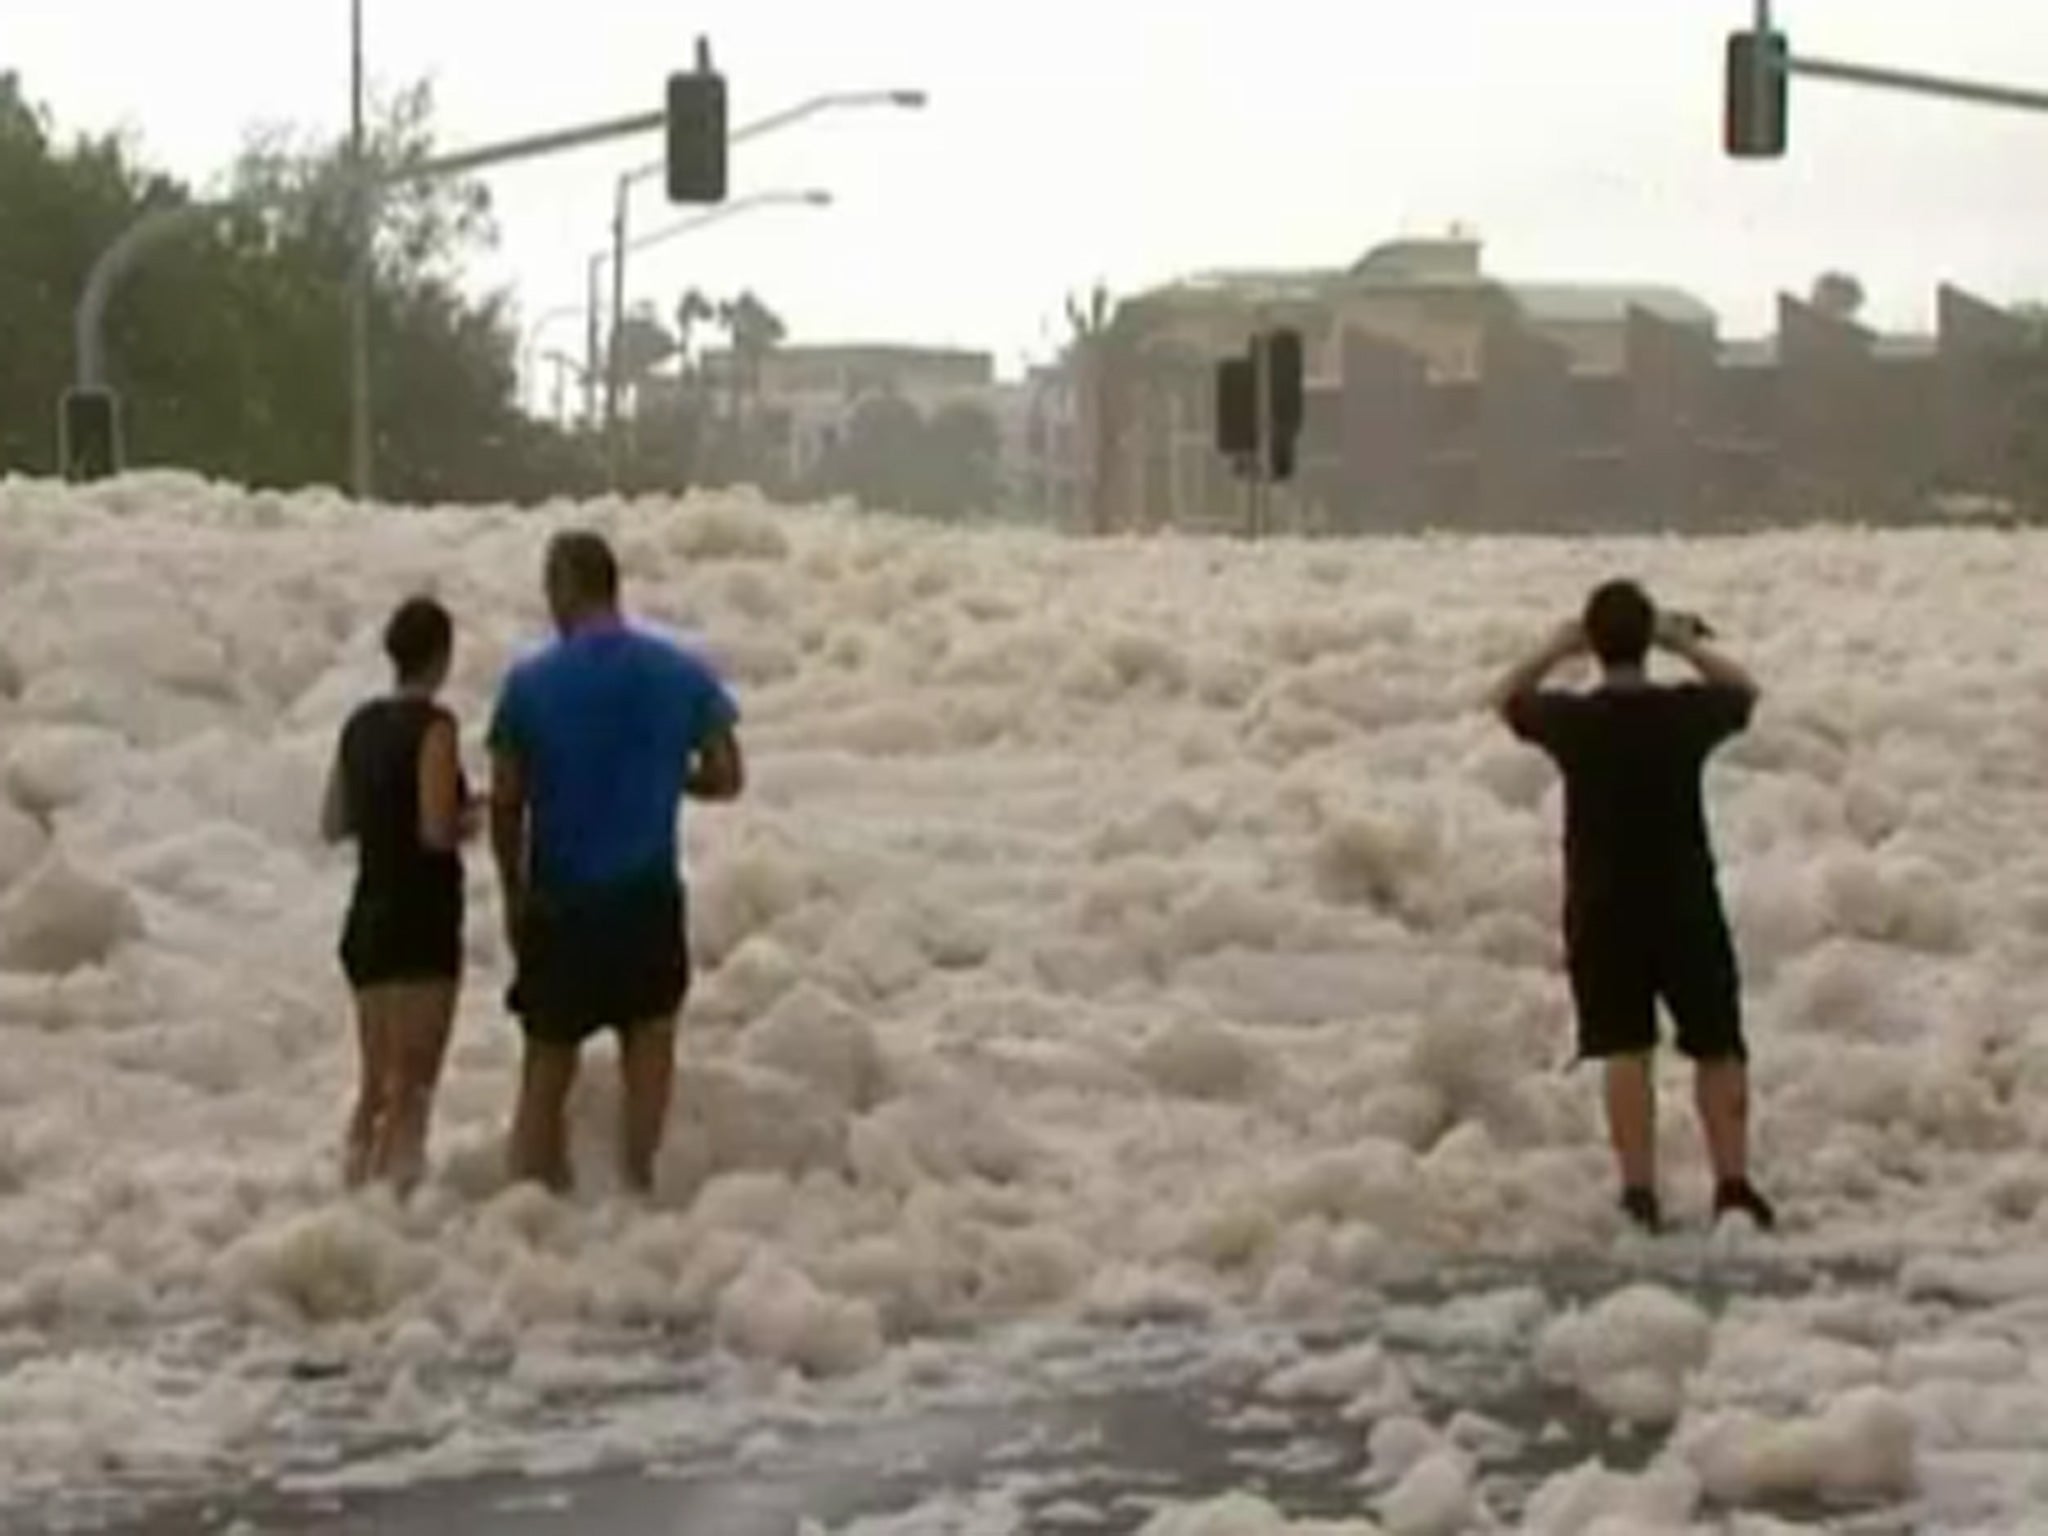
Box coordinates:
[1566,901,1744,1062]
[508,875,691,1046]
[341,882,464,989]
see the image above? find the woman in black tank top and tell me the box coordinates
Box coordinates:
[320,596,472,1193]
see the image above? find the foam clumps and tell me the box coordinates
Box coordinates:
[0,474,2040,1525]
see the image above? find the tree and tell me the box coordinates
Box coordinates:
[1064,281,1137,534]
[1810,270,1866,323]
[698,290,786,488]
[0,72,593,501]
[809,393,923,512]
[611,305,678,384]
[806,394,1003,520]
[922,400,1002,519]
[675,287,716,364]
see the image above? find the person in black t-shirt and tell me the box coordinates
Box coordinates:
[321,596,474,1194]
[1491,578,1775,1235]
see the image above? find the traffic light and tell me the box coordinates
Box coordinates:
[1214,329,1307,480]
[1260,328,1305,482]
[1216,356,1257,460]
[666,69,728,204]
[59,388,122,483]
[1726,28,1789,158]
[1264,328,1304,443]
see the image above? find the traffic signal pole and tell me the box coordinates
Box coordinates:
[1250,313,1271,540]
[1789,54,2048,118]
[1212,324,1304,539]
[69,45,730,485]
[1727,2,2048,161]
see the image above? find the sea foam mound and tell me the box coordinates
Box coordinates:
[3,472,2048,1523]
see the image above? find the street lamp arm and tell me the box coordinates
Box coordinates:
[76,200,236,388]
[624,189,831,259]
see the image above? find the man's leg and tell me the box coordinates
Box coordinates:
[1570,923,1659,1223]
[510,1037,580,1193]
[1605,1053,1658,1194]
[1694,1056,1749,1186]
[1669,913,1774,1228]
[617,1016,677,1196]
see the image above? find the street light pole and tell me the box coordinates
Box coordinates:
[521,304,587,413]
[600,89,924,448]
[348,0,373,500]
[586,255,605,424]
[589,189,832,486]
[604,178,631,449]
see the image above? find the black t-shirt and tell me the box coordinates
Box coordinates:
[1504,682,1752,916]
[338,696,465,901]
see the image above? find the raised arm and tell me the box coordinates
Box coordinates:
[1488,620,1586,720]
[1656,612,1760,700]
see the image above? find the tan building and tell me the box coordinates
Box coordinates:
[1119,234,1716,385]
[1049,234,1719,532]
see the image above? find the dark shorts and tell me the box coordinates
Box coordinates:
[1566,900,1745,1062]
[508,875,691,1046]
[341,882,463,989]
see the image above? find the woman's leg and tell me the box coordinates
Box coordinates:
[345,987,397,1189]
[373,979,459,1194]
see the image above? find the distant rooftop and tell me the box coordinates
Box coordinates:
[1142,233,1717,331]
[700,342,993,366]
[1512,284,1716,330]
[1718,331,1939,367]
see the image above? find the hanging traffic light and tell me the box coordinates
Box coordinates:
[666,65,728,204]
[59,388,122,482]
[1213,328,1307,482]
[1726,28,1789,158]
[1265,328,1304,443]
[1261,327,1305,483]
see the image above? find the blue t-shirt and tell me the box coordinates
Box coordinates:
[488,621,739,895]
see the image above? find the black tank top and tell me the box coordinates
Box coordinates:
[339,696,465,900]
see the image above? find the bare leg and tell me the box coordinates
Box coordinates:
[510,1038,581,1193]
[373,980,459,1195]
[345,988,396,1189]
[1694,1056,1750,1186]
[617,1017,678,1196]
[1604,1054,1657,1192]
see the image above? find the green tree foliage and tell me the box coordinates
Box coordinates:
[0,72,595,501]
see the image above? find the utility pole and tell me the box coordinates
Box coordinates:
[348,0,373,500]
[605,181,629,453]
[599,80,925,446]
[586,255,604,425]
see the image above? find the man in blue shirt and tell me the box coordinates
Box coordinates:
[489,529,744,1195]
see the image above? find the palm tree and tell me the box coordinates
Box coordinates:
[675,287,717,366]
[1065,281,1128,536]
[705,291,787,483]
[1811,271,1867,324]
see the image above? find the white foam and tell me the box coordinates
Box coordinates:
[1679,1386,1918,1503]
[0,481,2042,1523]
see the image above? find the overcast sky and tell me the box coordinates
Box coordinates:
[14,1,2048,378]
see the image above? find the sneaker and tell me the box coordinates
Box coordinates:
[1620,1186,1662,1234]
[1713,1179,1777,1232]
